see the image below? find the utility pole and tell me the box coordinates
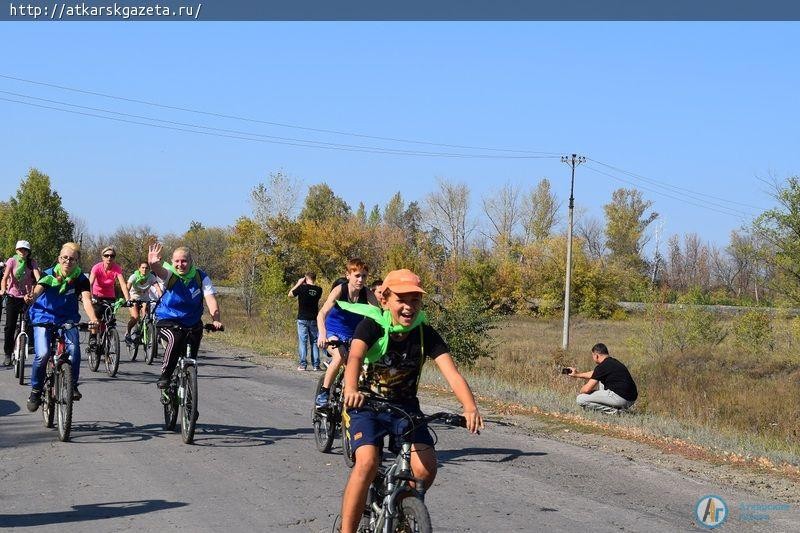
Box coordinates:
[561,153,585,350]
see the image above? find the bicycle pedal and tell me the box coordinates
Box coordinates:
[160,391,171,405]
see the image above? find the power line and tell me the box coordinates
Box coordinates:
[587,157,767,211]
[584,164,758,222]
[0,95,561,160]
[0,73,562,156]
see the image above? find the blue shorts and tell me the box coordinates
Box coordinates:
[344,400,434,455]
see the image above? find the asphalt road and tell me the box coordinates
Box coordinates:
[1,324,799,532]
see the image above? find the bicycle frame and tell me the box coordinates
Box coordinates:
[358,400,466,533]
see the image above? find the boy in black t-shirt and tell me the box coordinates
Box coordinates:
[339,269,483,533]
[288,272,323,370]
[567,343,638,414]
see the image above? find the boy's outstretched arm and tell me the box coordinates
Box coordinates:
[434,353,484,434]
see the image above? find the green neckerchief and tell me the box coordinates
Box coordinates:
[162,261,197,285]
[13,253,26,280]
[336,301,427,364]
[39,264,82,294]
[133,270,149,287]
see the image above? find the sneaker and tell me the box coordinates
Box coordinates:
[2,355,11,367]
[72,386,82,401]
[156,377,170,389]
[124,333,132,345]
[315,390,329,408]
[27,391,41,412]
[297,365,307,371]
[312,366,322,372]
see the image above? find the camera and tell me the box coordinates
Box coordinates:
[561,367,572,375]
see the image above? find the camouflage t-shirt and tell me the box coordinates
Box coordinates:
[353,317,449,401]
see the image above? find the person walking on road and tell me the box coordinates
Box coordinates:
[288,272,323,371]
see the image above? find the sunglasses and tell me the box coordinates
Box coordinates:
[60,256,78,263]
[103,254,116,258]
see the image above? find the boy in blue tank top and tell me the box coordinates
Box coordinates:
[314,258,380,407]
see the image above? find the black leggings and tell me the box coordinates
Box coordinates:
[158,322,203,380]
[3,296,30,356]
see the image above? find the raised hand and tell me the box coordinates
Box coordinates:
[148,242,163,265]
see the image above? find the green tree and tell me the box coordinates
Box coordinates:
[298,183,350,223]
[753,176,800,304]
[604,188,658,273]
[5,168,74,265]
[522,178,560,244]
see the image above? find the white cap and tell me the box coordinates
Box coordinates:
[15,240,31,250]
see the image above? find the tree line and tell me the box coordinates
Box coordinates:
[3,167,800,320]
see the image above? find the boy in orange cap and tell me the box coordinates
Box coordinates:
[338,269,483,533]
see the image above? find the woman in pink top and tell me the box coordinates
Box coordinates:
[88,245,131,349]
[0,240,41,366]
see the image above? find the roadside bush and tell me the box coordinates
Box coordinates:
[731,310,774,353]
[426,296,497,368]
[664,306,727,354]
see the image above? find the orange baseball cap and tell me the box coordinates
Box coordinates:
[382,269,426,294]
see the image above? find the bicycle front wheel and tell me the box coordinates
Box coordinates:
[163,384,178,431]
[56,363,74,442]
[181,365,198,444]
[15,332,27,385]
[395,497,432,533]
[145,323,158,365]
[41,360,55,428]
[312,375,336,452]
[128,326,140,362]
[105,329,120,377]
[88,334,101,372]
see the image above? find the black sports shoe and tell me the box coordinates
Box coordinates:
[156,377,170,389]
[72,386,82,401]
[2,355,11,367]
[27,391,41,412]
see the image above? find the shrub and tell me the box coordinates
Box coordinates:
[426,296,497,368]
[731,310,774,353]
[664,306,727,354]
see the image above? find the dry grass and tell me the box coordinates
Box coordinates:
[450,315,800,466]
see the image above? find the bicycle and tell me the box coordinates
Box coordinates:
[345,396,467,533]
[11,302,31,386]
[311,339,352,463]
[125,297,160,364]
[160,323,223,444]
[88,298,126,377]
[37,321,89,442]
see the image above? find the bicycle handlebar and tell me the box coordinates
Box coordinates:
[359,395,467,430]
[324,338,350,348]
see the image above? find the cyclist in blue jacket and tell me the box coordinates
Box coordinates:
[147,242,223,389]
[24,242,100,411]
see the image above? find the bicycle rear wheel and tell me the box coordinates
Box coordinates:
[181,364,198,444]
[56,363,74,442]
[395,497,432,533]
[312,375,336,452]
[145,323,158,365]
[15,332,28,385]
[105,328,120,377]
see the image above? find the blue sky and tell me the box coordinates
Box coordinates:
[1,22,798,250]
